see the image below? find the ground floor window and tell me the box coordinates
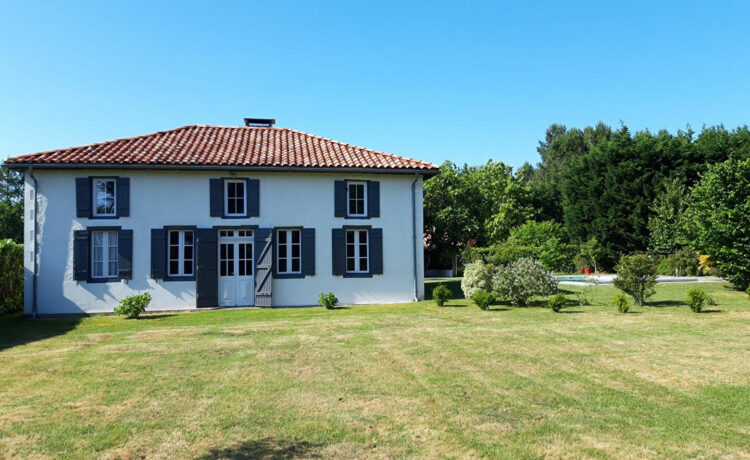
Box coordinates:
[168,230,194,277]
[277,228,301,274]
[346,229,368,273]
[91,230,118,278]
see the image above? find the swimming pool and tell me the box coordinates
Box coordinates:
[555,275,592,282]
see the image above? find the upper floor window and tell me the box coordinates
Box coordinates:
[225,180,246,216]
[91,230,118,278]
[93,179,116,217]
[346,229,368,273]
[347,181,366,217]
[277,229,301,274]
[168,230,194,277]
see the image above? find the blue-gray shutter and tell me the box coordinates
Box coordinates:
[246,179,260,217]
[367,181,380,218]
[370,228,383,275]
[331,228,345,275]
[334,180,347,217]
[302,228,315,276]
[118,229,133,280]
[116,177,130,217]
[150,229,166,279]
[196,228,218,307]
[75,178,91,218]
[73,230,89,281]
[255,228,274,307]
[209,179,223,217]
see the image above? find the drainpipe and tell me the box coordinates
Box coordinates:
[28,166,39,319]
[411,173,419,301]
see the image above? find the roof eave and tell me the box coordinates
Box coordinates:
[2,162,440,177]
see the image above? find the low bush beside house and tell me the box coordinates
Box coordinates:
[492,258,557,306]
[613,254,657,306]
[548,293,568,313]
[0,239,23,314]
[319,292,338,310]
[472,290,495,310]
[114,292,151,319]
[686,289,708,313]
[613,293,630,313]
[431,284,451,307]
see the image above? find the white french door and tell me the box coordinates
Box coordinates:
[218,229,254,307]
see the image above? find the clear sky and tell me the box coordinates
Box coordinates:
[1,1,749,168]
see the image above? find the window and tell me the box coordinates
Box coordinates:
[93,179,116,216]
[347,181,366,217]
[277,229,301,274]
[346,229,368,273]
[225,180,246,216]
[168,230,194,277]
[91,230,118,278]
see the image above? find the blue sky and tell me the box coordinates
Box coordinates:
[1,1,749,168]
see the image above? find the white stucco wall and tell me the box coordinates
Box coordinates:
[24,169,425,315]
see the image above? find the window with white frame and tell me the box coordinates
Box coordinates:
[346,229,368,273]
[168,230,194,277]
[224,180,246,216]
[93,178,116,216]
[91,230,118,278]
[277,229,301,274]
[347,181,366,217]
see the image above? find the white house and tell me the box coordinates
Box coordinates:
[3,119,438,316]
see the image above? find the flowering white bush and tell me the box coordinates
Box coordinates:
[492,258,557,306]
[461,260,495,298]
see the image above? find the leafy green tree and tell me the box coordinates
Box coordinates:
[494,220,574,271]
[0,166,23,243]
[578,237,604,274]
[424,161,536,265]
[613,254,657,306]
[649,179,689,256]
[686,159,750,289]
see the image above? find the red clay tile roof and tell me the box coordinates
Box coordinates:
[4,124,438,172]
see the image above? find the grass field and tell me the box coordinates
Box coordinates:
[1,282,749,459]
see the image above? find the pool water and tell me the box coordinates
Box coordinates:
[555,275,591,282]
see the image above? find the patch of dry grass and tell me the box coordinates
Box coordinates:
[0,282,748,459]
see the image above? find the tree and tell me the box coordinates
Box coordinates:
[0,166,23,243]
[649,179,689,256]
[686,159,750,290]
[494,220,575,271]
[424,161,536,266]
[613,254,657,306]
[578,237,604,274]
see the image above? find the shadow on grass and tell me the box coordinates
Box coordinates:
[558,310,585,314]
[0,313,81,352]
[649,300,684,308]
[556,288,578,295]
[138,314,178,320]
[329,306,350,310]
[487,306,510,311]
[701,309,723,314]
[199,438,321,459]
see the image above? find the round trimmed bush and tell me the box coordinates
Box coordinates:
[548,293,568,313]
[472,290,495,310]
[686,288,708,313]
[461,260,494,299]
[613,293,630,313]
[432,284,451,307]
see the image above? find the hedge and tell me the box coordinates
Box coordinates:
[0,239,23,314]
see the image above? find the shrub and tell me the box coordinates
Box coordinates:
[686,289,708,313]
[492,258,557,306]
[319,292,339,310]
[461,260,494,298]
[573,254,589,273]
[0,239,24,314]
[114,292,151,319]
[496,221,576,272]
[431,284,451,307]
[613,293,630,313]
[548,293,568,312]
[613,254,657,306]
[656,248,700,276]
[472,290,495,310]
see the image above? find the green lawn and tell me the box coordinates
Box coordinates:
[1,283,749,459]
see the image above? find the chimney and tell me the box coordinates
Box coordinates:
[244,118,276,127]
